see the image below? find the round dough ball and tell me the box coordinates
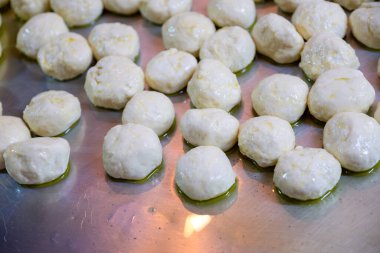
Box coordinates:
[273,147,341,201]
[187,59,241,112]
[4,137,70,185]
[334,0,374,10]
[374,102,380,124]
[180,108,239,151]
[16,12,68,59]
[308,68,375,122]
[252,13,304,64]
[175,146,236,201]
[23,90,81,137]
[85,56,144,110]
[122,91,175,136]
[300,32,360,81]
[140,0,192,25]
[11,0,49,20]
[162,12,216,56]
[145,48,197,94]
[0,0,9,8]
[200,26,256,72]
[103,0,140,15]
[103,124,162,180]
[88,22,140,61]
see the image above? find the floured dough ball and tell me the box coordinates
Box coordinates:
[140,0,192,25]
[180,108,239,151]
[300,32,360,81]
[308,68,375,122]
[11,0,49,20]
[122,91,175,136]
[16,13,68,59]
[374,102,380,124]
[334,0,374,10]
[200,26,255,72]
[324,112,380,172]
[176,146,236,201]
[187,59,241,112]
[292,0,347,40]
[0,0,8,8]
[88,22,140,61]
[23,90,81,137]
[85,56,144,110]
[146,49,197,94]
[252,13,303,64]
[162,12,215,56]
[103,124,162,180]
[4,137,70,185]
[103,0,140,15]
[50,0,103,27]
[274,147,341,201]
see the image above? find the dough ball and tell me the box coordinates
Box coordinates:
[200,26,256,72]
[207,0,256,29]
[273,147,341,201]
[88,22,140,61]
[23,90,81,137]
[103,0,140,15]
[308,68,375,122]
[334,0,374,10]
[323,112,380,172]
[187,59,241,112]
[175,146,236,201]
[274,0,311,13]
[252,13,304,64]
[4,137,70,185]
[180,108,239,151]
[103,124,162,180]
[16,12,68,59]
[300,32,360,81]
[162,12,215,56]
[11,0,50,20]
[122,91,175,136]
[146,48,197,94]
[140,0,192,25]
[0,0,9,8]
[85,55,144,110]
[374,102,380,124]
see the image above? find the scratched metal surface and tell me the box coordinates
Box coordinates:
[0,1,380,253]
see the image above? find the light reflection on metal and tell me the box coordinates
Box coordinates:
[183,214,212,238]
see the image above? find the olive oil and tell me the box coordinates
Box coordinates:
[108,161,164,184]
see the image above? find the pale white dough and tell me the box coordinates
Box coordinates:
[334,0,374,10]
[103,0,140,15]
[11,0,49,20]
[140,0,192,25]
[0,102,2,115]
[274,0,319,13]
[374,102,380,124]
[0,0,9,8]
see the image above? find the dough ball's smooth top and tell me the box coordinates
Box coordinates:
[85,56,144,110]
[4,137,70,185]
[252,13,304,64]
[187,59,241,112]
[162,12,216,56]
[122,91,175,136]
[251,74,309,123]
[103,124,162,180]
[23,90,81,137]
[0,0,9,8]
[180,108,239,151]
[11,0,50,20]
[146,48,197,94]
[16,12,68,59]
[88,22,140,61]
[308,68,375,122]
[292,0,347,40]
[175,146,236,201]
[324,112,380,172]
[334,0,374,10]
[274,147,341,201]
[0,116,31,169]
[140,0,192,25]
[300,32,360,81]
[374,102,380,124]
[274,0,318,13]
[50,0,103,27]
[200,26,255,72]
[103,0,140,15]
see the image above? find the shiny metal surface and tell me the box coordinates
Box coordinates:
[1,2,380,253]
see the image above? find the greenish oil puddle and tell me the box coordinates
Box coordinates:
[248,17,258,33]
[55,119,80,137]
[291,118,302,128]
[303,72,314,86]
[23,162,71,188]
[229,101,242,115]
[343,160,380,177]
[160,118,177,139]
[134,52,140,63]
[235,60,255,77]
[108,161,164,184]
[275,185,337,205]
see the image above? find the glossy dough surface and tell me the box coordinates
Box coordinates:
[11,0,50,20]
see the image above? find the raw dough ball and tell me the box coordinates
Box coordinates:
[180,108,239,151]
[308,68,375,122]
[11,0,49,20]
[122,91,175,136]
[200,26,256,72]
[23,90,81,137]
[334,0,374,10]
[175,146,236,201]
[88,22,140,61]
[103,0,140,15]
[162,12,215,56]
[324,112,380,172]
[374,102,380,124]
[145,48,197,94]
[187,59,241,112]
[4,137,70,185]
[16,12,68,59]
[274,0,308,13]
[140,0,192,25]
[274,147,341,201]
[103,124,162,180]
[300,32,360,81]
[85,56,144,110]
[207,0,256,29]
[252,13,304,64]
[0,0,9,8]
